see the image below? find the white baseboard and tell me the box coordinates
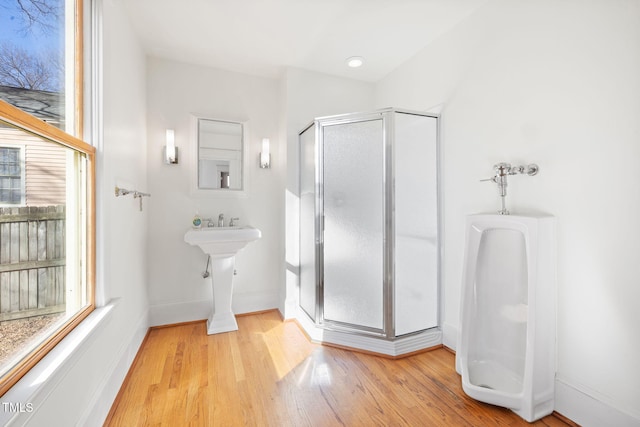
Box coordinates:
[555,377,640,427]
[80,308,149,426]
[149,299,210,326]
[281,295,298,320]
[233,290,280,314]
[149,290,280,327]
[442,322,458,350]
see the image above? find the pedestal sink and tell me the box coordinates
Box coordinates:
[184,226,261,334]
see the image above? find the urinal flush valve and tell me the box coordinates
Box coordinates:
[481,163,539,215]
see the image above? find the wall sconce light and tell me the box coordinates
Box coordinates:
[164,129,178,164]
[259,137,270,169]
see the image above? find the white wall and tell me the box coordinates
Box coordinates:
[2,0,150,425]
[376,0,640,424]
[281,68,374,318]
[100,0,149,328]
[146,58,283,325]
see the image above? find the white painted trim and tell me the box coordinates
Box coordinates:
[555,377,640,427]
[1,302,116,426]
[232,290,280,314]
[149,289,280,327]
[90,0,106,308]
[281,294,298,320]
[442,322,458,350]
[149,299,211,327]
[77,308,149,426]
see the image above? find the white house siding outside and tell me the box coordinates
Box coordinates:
[0,122,66,207]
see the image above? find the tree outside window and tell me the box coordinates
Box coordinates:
[0,0,75,133]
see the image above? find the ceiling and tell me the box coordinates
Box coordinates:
[124,0,486,83]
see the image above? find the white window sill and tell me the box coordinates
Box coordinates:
[0,300,117,425]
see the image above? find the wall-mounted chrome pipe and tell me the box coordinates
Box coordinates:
[115,186,151,211]
[202,255,211,278]
[481,163,539,215]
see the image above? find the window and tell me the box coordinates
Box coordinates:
[0,0,93,397]
[0,146,24,205]
[0,0,81,136]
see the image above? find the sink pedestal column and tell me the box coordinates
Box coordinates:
[206,256,238,334]
[184,226,262,334]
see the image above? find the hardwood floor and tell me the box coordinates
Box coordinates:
[105,311,572,426]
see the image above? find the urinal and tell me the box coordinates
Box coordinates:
[456,214,556,422]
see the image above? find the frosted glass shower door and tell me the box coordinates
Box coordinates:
[321,119,384,331]
[394,112,439,335]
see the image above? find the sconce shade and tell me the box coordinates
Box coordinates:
[260,137,270,168]
[165,129,178,164]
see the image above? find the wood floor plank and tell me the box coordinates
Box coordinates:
[105,311,572,427]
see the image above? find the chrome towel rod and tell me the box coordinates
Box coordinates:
[115,186,151,211]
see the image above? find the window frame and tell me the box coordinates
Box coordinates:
[0,99,96,397]
[0,0,94,397]
[0,145,26,206]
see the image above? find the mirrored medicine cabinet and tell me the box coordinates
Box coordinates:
[194,117,246,195]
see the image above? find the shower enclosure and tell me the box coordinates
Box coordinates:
[299,108,440,352]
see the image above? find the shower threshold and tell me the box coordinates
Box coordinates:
[295,308,442,357]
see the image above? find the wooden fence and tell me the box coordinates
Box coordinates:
[0,205,65,322]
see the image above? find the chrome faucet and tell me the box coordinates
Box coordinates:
[218,213,225,227]
[481,163,539,215]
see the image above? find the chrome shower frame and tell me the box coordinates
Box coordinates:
[299,107,442,341]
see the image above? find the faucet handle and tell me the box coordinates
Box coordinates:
[229,217,240,227]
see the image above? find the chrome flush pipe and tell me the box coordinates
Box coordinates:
[481,162,539,215]
[495,163,510,215]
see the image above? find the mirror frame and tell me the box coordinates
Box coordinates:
[190,115,249,198]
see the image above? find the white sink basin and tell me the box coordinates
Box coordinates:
[184,226,261,259]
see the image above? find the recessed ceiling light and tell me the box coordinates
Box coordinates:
[346,56,364,68]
